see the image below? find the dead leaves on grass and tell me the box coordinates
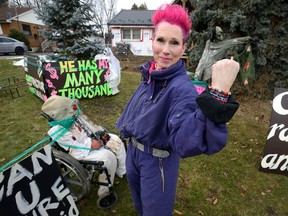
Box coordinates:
[180,177,191,187]
[255,114,264,122]
[205,196,219,205]
[174,209,184,215]
[206,188,220,206]
[77,199,88,207]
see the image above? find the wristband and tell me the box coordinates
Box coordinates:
[208,86,231,103]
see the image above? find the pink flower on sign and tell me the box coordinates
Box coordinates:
[195,86,206,95]
[43,94,47,101]
[51,89,58,95]
[104,69,111,82]
[44,63,59,80]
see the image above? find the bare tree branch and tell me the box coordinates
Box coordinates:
[90,0,118,36]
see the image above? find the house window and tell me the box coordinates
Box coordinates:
[132,29,140,39]
[122,28,141,40]
[22,24,32,36]
[150,29,155,39]
[122,29,131,39]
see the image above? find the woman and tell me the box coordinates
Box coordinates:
[115,4,239,216]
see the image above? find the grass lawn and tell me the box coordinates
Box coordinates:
[0,58,287,216]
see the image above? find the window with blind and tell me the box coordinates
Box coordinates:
[22,24,32,36]
[122,28,141,40]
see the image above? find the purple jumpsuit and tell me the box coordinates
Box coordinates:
[115,60,239,216]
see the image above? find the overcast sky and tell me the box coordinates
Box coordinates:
[116,0,172,11]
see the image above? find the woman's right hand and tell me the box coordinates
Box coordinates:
[210,58,240,93]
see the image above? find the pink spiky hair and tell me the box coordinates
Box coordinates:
[152,4,192,40]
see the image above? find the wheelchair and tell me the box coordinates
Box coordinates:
[42,112,119,209]
[52,142,118,209]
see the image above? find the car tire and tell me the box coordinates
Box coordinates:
[15,47,24,55]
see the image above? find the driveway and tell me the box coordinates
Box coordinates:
[0,54,25,60]
[0,51,43,60]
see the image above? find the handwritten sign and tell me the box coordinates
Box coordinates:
[25,54,47,101]
[43,59,112,99]
[25,54,114,100]
[259,88,288,176]
[0,145,79,215]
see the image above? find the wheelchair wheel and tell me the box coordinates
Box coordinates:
[97,191,118,209]
[53,150,91,202]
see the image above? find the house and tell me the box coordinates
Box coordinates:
[0,6,44,51]
[107,10,155,56]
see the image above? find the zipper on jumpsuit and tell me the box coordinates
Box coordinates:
[152,80,168,193]
[152,80,167,103]
[159,158,165,192]
[127,70,168,193]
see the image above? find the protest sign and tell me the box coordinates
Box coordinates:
[25,54,48,101]
[0,145,79,215]
[259,88,288,176]
[25,54,117,100]
[43,59,112,99]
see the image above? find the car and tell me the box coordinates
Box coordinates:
[0,36,28,55]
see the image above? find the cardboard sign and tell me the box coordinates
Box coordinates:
[25,54,115,100]
[0,145,79,215]
[42,59,112,99]
[259,88,288,176]
[25,54,48,101]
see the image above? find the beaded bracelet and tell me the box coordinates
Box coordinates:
[208,86,231,96]
[209,91,229,103]
[208,86,231,103]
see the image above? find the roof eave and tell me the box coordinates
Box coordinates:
[0,20,11,23]
[108,23,153,26]
[4,9,33,22]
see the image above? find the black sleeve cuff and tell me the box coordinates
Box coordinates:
[196,89,240,124]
